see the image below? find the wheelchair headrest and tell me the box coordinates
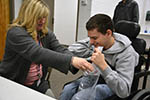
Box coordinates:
[115,20,146,55]
[114,20,140,39]
[132,38,146,55]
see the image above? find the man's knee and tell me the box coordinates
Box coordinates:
[63,82,78,92]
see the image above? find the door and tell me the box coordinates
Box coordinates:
[43,0,54,31]
[0,0,10,61]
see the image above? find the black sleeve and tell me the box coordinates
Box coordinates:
[113,5,119,25]
[132,2,139,23]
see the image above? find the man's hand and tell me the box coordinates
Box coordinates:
[91,48,108,71]
[71,57,94,72]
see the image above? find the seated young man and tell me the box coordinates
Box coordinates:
[59,14,139,100]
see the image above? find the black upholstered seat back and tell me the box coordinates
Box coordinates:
[115,20,146,55]
[115,20,140,39]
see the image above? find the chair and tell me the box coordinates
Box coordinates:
[46,67,52,86]
[142,47,150,89]
[105,20,150,100]
[115,20,146,91]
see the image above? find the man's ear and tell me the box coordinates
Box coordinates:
[106,29,112,36]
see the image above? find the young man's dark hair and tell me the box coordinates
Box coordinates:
[86,14,114,34]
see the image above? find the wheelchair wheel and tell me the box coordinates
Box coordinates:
[132,89,150,100]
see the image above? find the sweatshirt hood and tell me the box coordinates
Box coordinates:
[103,32,131,54]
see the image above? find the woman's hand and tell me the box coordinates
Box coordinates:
[71,57,94,72]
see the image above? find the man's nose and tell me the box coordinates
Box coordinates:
[90,39,94,45]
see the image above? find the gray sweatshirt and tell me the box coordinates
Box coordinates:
[68,32,139,98]
[101,33,139,98]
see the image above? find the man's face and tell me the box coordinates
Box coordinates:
[37,17,46,31]
[88,29,109,48]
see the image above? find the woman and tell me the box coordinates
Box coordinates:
[0,0,93,98]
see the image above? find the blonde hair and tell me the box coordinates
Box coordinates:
[10,0,50,40]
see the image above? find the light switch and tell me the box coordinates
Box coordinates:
[81,0,88,6]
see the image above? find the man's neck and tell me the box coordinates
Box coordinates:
[103,37,115,50]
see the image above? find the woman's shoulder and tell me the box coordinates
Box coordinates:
[7,26,29,38]
[8,26,26,34]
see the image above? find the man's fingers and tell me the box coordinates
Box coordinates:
[94,48,99,53]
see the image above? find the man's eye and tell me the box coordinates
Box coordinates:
[93,37,97,40]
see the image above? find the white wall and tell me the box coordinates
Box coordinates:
[54,0,78,45]
[77,0,92,41]
[138,0,150,33]
[91,0,118,18]
[14,0,22,19]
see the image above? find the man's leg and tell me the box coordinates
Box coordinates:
[59,80,80,100]
[95,84,114,100]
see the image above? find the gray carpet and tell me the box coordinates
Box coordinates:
[50,69,83,99]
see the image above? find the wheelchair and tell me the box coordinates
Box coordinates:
[131,89,150,100]
[61,20,150,100]
[105,20,150,100]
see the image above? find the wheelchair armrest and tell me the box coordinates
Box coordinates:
[134,70,150,80]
